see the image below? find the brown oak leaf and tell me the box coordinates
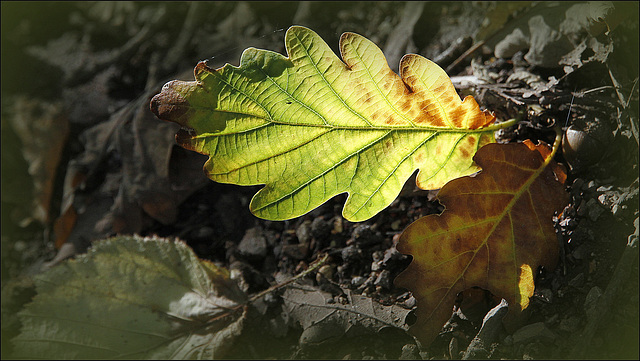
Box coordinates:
[395,140,569,346]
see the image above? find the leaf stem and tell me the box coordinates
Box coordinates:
[483,118,519,132]
[206,253,330,325]
[547,125,563,163]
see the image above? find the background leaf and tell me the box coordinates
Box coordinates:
[395,140,569,346]
[151,25,502,222]
[283,284,413,349]
[12,235,247,359]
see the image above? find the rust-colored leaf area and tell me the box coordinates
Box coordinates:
[395,140,569,346]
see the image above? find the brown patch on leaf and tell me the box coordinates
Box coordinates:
[458,136,477,159]
[150,80,194,126]
[383,139,394,155]
[175,128,200,153]
[413,111,447,127]
[384,115,404,126]
[448,107,467,127]
[399,97,413,113]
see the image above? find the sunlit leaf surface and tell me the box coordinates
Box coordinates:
[151,26,503,221]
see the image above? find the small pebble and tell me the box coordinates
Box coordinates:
[311,217,331,241]
[351,276,366,287]
[568,272,585,288]
[558,315,582,333]
[237,227,267,261]
[402,296,417,309]
[351,224,382,246]
[341,245,361,263]
[317,264,334,280]
[586,198,604,221]
[374,270,392,290]
[584,286,603,320]
[296,220,313,244]
[399,344,420,360]
[512,322,556,344]
[282,243,308,260]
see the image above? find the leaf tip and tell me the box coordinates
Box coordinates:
[150,80,193,126]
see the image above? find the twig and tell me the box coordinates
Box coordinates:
[573,86,615,97]
[608,66,639,145]
[494,89,525,106]
[445,40,485,74]
[608,64,628,108]
[624,77,638,109]
[204,253,330,324]
[623,78,639,145]
[247,253,329,303]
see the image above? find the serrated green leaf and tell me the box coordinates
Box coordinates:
[151,26,506,222]
[12,235,247,360]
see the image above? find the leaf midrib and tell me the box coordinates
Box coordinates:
[192,114,494,136]
[197,35,498,134]
[422,148,551,320]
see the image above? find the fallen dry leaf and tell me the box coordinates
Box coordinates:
[54,89,209,252]
[395,140,569,346]
[6,97,69,227]
[282,283,412,349]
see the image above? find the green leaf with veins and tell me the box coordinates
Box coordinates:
[151,26,510,222]
[13,235,247,360]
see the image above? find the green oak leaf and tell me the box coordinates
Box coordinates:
[151,26,509,221]
[12,235,247,360]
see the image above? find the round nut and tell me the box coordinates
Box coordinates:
[562,117,612,171]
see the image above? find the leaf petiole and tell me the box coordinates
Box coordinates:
[483,117,519,132]
[549,125,563,161]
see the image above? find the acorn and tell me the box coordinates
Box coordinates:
[562,117,613,172]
